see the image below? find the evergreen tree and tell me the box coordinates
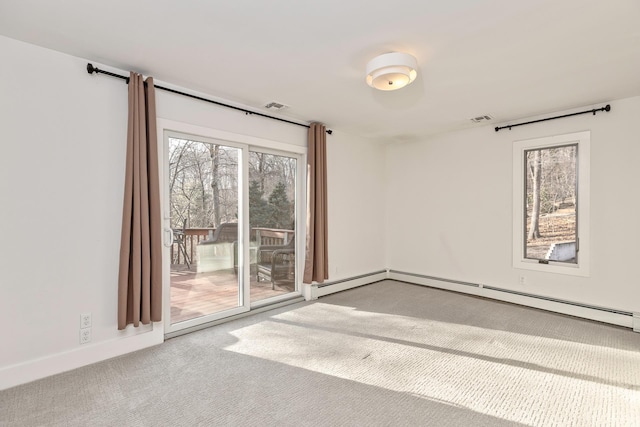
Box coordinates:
[267,182,293,229]
[249,180,270,230]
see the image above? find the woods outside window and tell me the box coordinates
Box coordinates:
[513,131,590,276]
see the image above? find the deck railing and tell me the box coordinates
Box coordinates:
[171,226,294,266]
[254,227,293,247]
[171,228,211,266]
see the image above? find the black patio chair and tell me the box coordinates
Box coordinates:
[256,237,295,289]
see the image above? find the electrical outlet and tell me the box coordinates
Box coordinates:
[80,313,92,329]
[519,275,526,285]
[79,328,91,344]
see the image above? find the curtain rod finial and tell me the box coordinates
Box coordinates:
[87,63,97,74]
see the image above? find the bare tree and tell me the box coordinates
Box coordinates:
[209,145,221,227]
[170,140,297,233]
[528,150,542,240]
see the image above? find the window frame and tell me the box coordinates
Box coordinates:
[512,131,590,277]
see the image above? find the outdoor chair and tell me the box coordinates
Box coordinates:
[199,222,238,245]
[196,223,238,273]
[256,237,295,289]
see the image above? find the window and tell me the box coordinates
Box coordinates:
[513,131,590,276]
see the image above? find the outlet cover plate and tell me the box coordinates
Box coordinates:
[80,328,91,344]
[80,313,92,329]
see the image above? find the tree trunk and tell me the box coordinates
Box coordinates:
[210,145,221,227]
[528,150,542,240]
[256,153,266,193]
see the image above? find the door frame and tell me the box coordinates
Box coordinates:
[157,119,307,336]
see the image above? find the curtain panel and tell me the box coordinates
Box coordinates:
[303,122,329,283]
[117,73,162,330]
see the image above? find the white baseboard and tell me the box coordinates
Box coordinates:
[388,270,634,329]
[305,270,388,300]
[0,323,162,391]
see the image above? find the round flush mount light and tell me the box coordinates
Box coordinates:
[366,52,418,91]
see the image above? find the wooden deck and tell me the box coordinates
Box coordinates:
[170,265,295,324]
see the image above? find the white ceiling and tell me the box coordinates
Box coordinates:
[1,0,639,142]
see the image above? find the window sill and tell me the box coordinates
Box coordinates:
[514,258,589,277]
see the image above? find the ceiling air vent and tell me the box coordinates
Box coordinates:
[264,101,289,110]
[470,115,493,123]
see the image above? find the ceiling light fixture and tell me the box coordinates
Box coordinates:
[366,52,418,91]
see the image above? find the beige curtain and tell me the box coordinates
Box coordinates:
[117,73,162,330]
[303,122,329,283]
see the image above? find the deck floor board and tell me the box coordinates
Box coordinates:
[170,265,295,324]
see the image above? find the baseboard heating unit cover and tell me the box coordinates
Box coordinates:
[388,270,635,330]
[310,270,388,299]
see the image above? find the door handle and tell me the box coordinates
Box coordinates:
[164,228,174,248]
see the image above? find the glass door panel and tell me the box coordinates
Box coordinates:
[168,135,245,325]
[249,151,297,303]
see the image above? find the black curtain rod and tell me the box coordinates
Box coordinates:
[495,104,611,132]
[86,63,332,135]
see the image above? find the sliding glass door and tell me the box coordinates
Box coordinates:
[163,130,302,334]
[165,133,247,329]
[249,150,298,303]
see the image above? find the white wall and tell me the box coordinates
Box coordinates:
[0,35,147,389]
[385,96,640,313]
[0,35,385,389]
[326,131,386,280]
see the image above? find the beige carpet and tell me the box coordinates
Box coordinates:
[2,280,639,426]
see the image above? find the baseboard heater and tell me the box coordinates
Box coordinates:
[317,270,388,288]
[388,270,481,289]
[388,270,636,329]
[309,270,388,299]
[480,285,631,316]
